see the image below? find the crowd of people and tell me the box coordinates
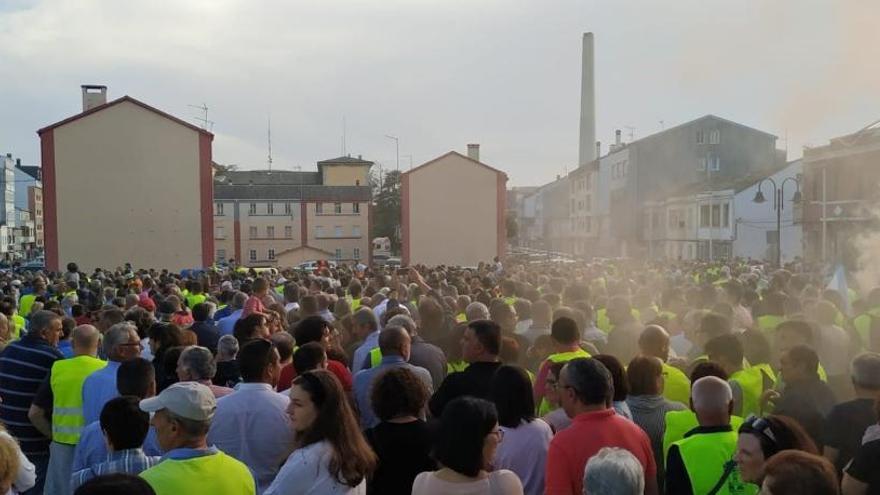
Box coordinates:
[0,257,879,494]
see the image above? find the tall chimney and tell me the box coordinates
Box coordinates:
[467,143,480,162]
[577,33,596,166]
[615,129,622,146]
[81,85,107,111]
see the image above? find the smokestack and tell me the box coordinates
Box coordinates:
[81,85,107,111]
[467,143,480,162]
[615,129,622,146]
[595,141,601,158]
[578,33,596,166]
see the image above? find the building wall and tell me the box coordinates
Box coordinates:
[27,187,43,249]
[321,165,370,186]
[404,153,503,266]
[275,246,335,267]
[305,200,369,262]
[44,100,209,271]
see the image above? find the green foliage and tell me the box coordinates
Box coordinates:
[371,169,402,253]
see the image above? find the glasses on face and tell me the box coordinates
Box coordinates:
[546,378,558,389]
[489,429,505,442]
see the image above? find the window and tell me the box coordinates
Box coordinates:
[334,226,343,237]
[214,202,224,216]
[710,156,721,172]
[268,249,275,260]
[334,248,342,260]
[316,203,323,214]
[352,226,361,237]
[585,216,592,232]
[710,129,720,144]
[249,226,258,239]
[315,226,324,238]
[696,130,705,144]
[267,203,274,215]
[217,249,226,261]
[698,157,707,171]
[215,226,225,239]
[585,195,591,211]
[700,205,711,227]
[284,226,293,238]
[353,202,360,214]
[711,204,721,227]
[723,203,730,228]
[334,203,342,214]
[353,248,361,259]
[284,202,292,215]
[249,203,257,215]
[249,249,257,261]
[267,226,275,238]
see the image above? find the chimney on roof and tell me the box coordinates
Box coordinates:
[595,141,601,158]
[15,159,20,166]
[615,129,622,146]
[467,143,480,162]
[578,33,597,166]
[81,85,107,111]
[358,154,362,160]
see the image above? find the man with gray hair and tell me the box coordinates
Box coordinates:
[351,307,380,374]
[82,322,143,424]
[465,301,491,322]
[583,447,645,495]
[139,382,256,494]
[217,291,248,336]
[177,346,233,398]
[823,352,880,473]
[665,376,740,495]
[358,314,447,388]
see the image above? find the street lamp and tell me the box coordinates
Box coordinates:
[384,134,399,171]
[753,176,801,267]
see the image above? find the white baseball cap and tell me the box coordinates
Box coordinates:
[139,382,216,421]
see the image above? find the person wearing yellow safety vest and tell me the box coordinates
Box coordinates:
[665,376,759,495]
[500,279,517,306]
[30,325,106,495]
[638,325,691,405]
[706,334,765,418]
[139,382,256,495]
[184,280,207,309]
[754,291,787,336]
[774,320,830,383]
[853,288,880,351]
[19,278,46,318]
[346,279,364,312]
[534,316,590,416]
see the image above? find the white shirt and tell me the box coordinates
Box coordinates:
[1,431,35,494]
[265,441,366,495]
[207,383,295,494]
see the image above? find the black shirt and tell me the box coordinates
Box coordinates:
[191,321,220,353]
[665,425,733,495]
[846,439,880,494]
[213,360,241,388]
[774,378,836,446]
[365,420,436,495]
[825,398,876,474]
[428,361,502,417]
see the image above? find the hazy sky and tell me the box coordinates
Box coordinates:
[1,0,878,186]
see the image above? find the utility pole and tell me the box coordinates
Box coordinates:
[267,115,273,172]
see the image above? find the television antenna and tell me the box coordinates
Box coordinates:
[188,103,214,131]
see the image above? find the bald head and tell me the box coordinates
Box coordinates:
[378,325,411,359]
[638,325,670,361]
[691,376,733,426]
[72,325,101,357]
[465,302,490,322]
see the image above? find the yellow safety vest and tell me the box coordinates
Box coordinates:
[672,428,759,495]
[447,360,469,374]
[140,451,256,495]
[185,293,207,309]
[730,367,764,418]
[538,349,591,415]
[19,293,37,318]
[455,313,467,323]
[369,347,382,368]
[854,307,880,350]
[664,409,745,457]
[756,315,784,334]
[503,296,517,306]
[50,355,107,445]
[349,297,362,311]
[11,313,24,340]
[662,363,691,406]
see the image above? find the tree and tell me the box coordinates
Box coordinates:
[371,169,402,253]
[506,211,519,241]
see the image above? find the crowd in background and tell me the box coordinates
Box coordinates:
[0,256,879,494]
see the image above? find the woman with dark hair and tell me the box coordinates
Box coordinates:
[625,355,687,483]
[266,370,376,494]
[735,414,818,486]
[413,396,523,495]
[364,367,435,495]
[593,354,632,420]
[489,366,552,495]
[146,323,184,391]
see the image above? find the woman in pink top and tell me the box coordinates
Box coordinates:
[412,397,523,495]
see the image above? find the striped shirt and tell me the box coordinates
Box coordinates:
[0,335,63,456]
[626,394,688,469]
[71,448,162,491]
